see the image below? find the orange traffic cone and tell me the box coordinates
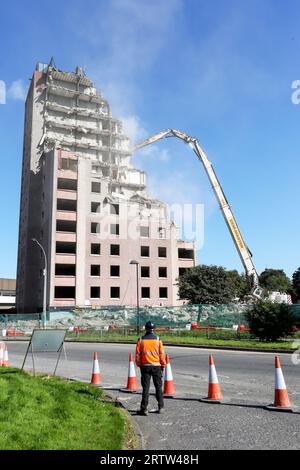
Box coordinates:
[120,353,140,392]
[2,345,9,368]
[91,352,101,385]
[163,355,176,397]
[200,355,223,403]
[266,356,292,412]
[0,344,4,366]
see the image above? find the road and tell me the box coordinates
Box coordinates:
[4,341,300,450]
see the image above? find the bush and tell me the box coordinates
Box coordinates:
[246,301,295,341]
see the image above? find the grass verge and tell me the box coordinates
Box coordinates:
[66,330,298,350]
[0,368,134,450]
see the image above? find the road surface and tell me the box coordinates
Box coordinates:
[4,341,300,450]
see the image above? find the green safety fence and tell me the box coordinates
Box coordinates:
[1,304,300,332]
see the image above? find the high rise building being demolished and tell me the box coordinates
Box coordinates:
[16,62,196,312]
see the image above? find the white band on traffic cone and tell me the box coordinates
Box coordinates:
[275,367,287,390]
[128,359,136,378]
[3,348,8,367]
[164,363,173,381]
[93,359,100,375]
[209,364,219,384]
[0,346,4,366]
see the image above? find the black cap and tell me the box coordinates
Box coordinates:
[145,321,155,331]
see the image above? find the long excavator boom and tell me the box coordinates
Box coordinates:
[133,129,263,299]
[134,129,172,150]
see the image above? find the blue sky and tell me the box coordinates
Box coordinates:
[0,0,300,279]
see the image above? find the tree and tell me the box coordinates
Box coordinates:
[292,268,300,302]
[246,301,295,341]
[178,265,239,304]
[226,270,251,300]
[259,269,291,294]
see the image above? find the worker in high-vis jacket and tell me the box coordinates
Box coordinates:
[135,321,166,416]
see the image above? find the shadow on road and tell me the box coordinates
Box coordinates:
[166,396,300,415]
[100,387,300,416]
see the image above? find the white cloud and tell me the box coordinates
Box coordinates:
[83,0,182,73]
[146,170,206,246]
[184,2,283,115]
[149,170,201,206]
[72,0,182,115]
[136,143,171,163]
[121,114,171,163]
[69,1,182,164]
[121,115,148,145]
[8,80,27,101]
[0,80,6,104]
[157,149,170,163]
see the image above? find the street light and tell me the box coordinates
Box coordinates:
[32,238,47,329]
[130,260,140,334]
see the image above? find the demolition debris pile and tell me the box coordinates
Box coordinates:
[0,304,251,334]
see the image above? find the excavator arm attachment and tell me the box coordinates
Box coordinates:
[133,128,262,299]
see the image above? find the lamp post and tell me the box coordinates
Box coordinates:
[32,238,47,329]
[130,260,140,334]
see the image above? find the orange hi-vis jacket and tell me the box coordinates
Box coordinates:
[136,333,166,368]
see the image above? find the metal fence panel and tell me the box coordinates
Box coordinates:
[1,304,299,335]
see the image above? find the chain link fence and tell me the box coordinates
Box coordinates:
[1,304,300,338]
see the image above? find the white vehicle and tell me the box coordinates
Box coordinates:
[268,292,290,304]
[134,129,264,299]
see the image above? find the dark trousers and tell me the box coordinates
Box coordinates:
[140,366,164,411]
